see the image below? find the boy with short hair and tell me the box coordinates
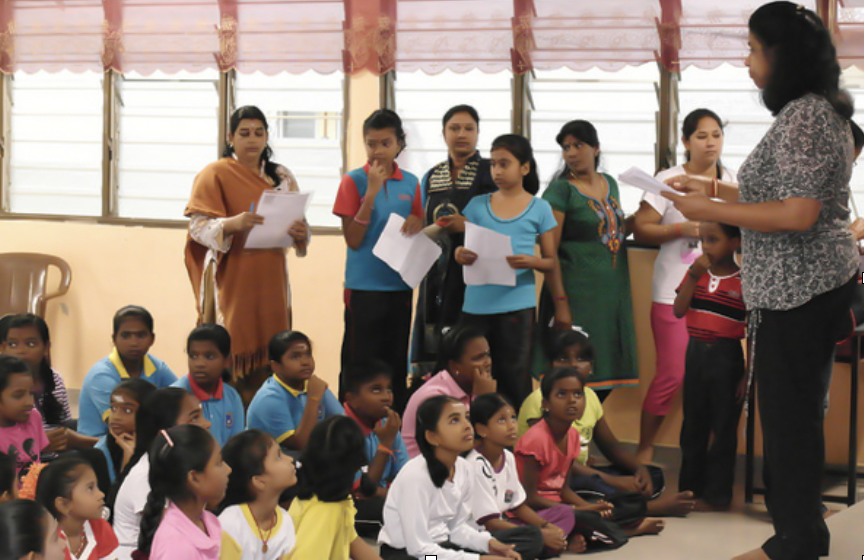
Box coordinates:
[246,330,342,452]
[78,306,177,437]
[343,360,408,538]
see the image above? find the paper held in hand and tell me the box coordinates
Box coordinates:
[244,191,312,249]
[463,222,516,287]
[618,167,682,197]
[372,213,442,289]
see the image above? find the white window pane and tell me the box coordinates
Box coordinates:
[235,71,344,228]
[530,65,659,215]
[395,69,512,177]
[117,70,219,220]
[10,71,103,216]
[677,64,772,181]
[843,67,864,218]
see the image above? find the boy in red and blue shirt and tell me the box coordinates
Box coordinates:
[674,221,745,510]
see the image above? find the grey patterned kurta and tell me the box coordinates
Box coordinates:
[738,93,859,311]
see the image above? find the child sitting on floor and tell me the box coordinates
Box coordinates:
[343,360,409,538]
[246,331,343,453]
[78,306,177,437]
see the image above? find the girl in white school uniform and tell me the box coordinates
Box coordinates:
[378,395,522,560]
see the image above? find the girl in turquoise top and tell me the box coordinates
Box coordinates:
[454,134,570,410]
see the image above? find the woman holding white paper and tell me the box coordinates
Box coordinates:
[631,108,736,463]
[184,105,309,402]
[664,4,857,558]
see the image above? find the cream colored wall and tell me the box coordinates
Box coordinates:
[4,71,862,466]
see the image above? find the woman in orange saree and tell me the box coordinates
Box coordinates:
[184,106,309,403]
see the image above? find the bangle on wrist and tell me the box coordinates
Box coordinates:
[377,444,394,456]
[675,223,682,237]
[712,178,719,198]
[354,215,370,226]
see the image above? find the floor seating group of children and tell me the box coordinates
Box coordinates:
[0,244,752,560]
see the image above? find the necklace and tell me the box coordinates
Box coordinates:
[249,506,276,554]
[63,529,87,559]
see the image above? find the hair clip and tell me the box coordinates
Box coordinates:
[571,325,590,338]
[160,429,175,448]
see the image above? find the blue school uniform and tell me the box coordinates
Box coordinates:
[344,404,408,488]
[246,375,344,446]
[332,162,423,291]
[78,348,178,437]
[461,194,558,314]
[172,375,245,446]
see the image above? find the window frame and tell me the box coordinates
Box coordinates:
[0,69,351,233]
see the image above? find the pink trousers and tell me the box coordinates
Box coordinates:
[643,302,689,416]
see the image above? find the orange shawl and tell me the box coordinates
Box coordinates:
[184,158,290,378]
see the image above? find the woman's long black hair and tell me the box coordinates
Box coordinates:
[137,425,215,555]
[416,395,462,488]
[223,105,283,186]
[749,1,853,118]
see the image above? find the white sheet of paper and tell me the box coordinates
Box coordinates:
[618,166,682,197]
[463,221,516,287]
[372,213,442,289]
[244,191,312,249]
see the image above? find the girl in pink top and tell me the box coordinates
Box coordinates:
[402,326,497,457]
[0,356,49,479]
[136,424,233,560]
[516,367,664,541]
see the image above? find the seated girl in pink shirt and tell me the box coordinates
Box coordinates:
[136,424,237,560]
[0,356,48,480]
[402,326,497,457]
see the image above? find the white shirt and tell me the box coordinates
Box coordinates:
[643,165,736,304]
[113,454,150,560]
[219,504,295,560]
[379,456,492,560]
[466,449,526,530]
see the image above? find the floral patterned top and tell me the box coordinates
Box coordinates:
[738,93,859,311]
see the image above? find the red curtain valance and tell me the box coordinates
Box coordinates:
[7,0,860,76]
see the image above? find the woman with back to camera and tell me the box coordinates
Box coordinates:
[631,108,736,463]
[664,3,858,559]
[184,106,309,403]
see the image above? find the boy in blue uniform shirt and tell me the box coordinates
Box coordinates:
[171,324,244,446]
[78,306,177,437]
[343,360,408,538]
[247,330,342,452]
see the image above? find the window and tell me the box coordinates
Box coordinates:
[676,64,772,180]
[394,69,512,178]
[116,70,220,220]
[9,71,104,216]
[843,66,864,216]
[530,65,659,214]
[236,71,344,228]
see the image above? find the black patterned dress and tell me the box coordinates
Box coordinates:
[411,153,496,370]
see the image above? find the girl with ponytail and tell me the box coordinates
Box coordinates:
[378,395,521,560]
[453,134,569,410]
[136,424,233,560]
